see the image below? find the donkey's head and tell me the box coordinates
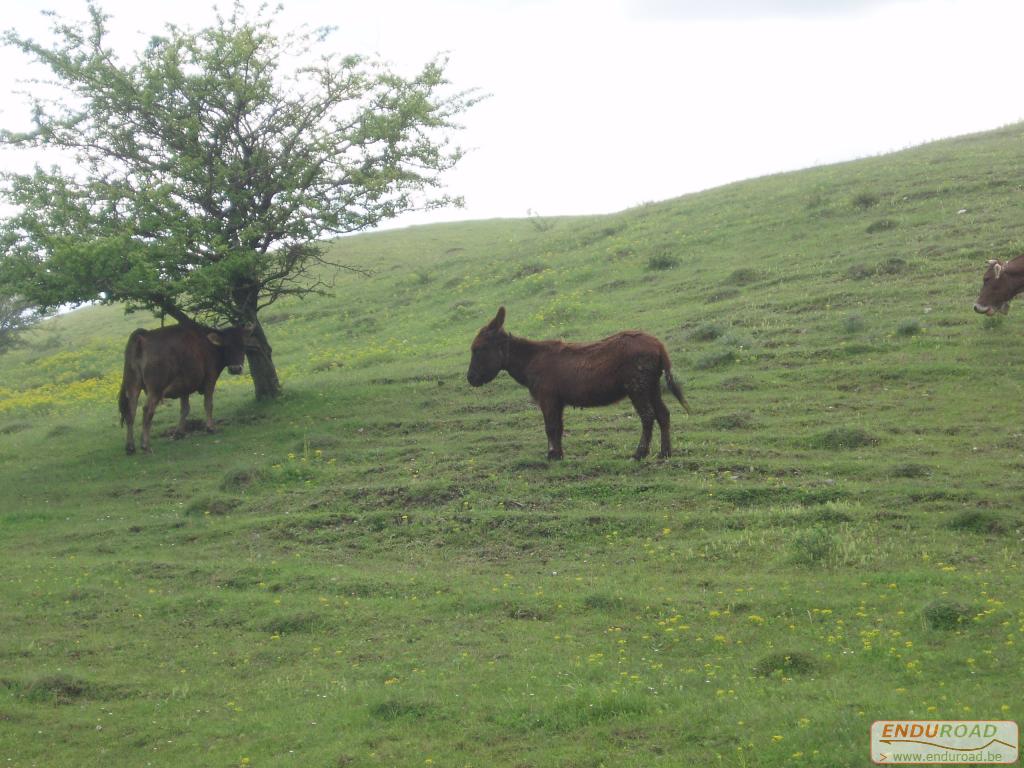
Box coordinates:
[467,307,508,387]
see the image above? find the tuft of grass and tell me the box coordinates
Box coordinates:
[891,463,931,478]
[947,510,1007,535]
[706,287,740,302]
[847,258,909,280]
[185,496,241,517]
[879,257,909,274]
[369,699,433,721]
[717,486,843,507]
[808,427,878,450]
[720,376,754,390]
[842,314,867,334]
[16,675,101,705]
[293,434,341,459]
[582,594,620,611]
[708,412,752,430]
[688,322,725,342]
[866,218,897,234]
[506,605,548,621]
[695,348,737,370]
[896,319,922,337]
[221,466,266,491]
[806,190,828,210]
[753,651,818,677]
[512,262,548,279]
[922,600,972,631]
[852,191,879,209]
[262,612,324,635]
[646,252,679,271]
[790,526,839,567]
[312,358,343,372]
[813,507,854,524]
[726,268,761,285]
[846,263,875,280]
[980,314,1004,331]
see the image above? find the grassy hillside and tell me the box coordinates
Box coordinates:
[2,123,1023,767]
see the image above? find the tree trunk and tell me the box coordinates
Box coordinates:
[247,320,282,400]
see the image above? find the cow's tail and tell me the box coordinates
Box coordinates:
[118,381,129,427]
[660,345,691,414]
[119,330,146,426]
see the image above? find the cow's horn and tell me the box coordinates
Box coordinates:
[995,262,1004,279]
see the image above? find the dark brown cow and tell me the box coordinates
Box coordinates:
[466,307,691,460]
[118,321,253,454]
[974,255,1024,316]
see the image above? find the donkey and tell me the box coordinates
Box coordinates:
[466,307,690,460]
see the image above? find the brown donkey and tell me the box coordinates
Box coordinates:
[466,307,690,460]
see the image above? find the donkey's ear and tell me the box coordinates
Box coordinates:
[487,306,506,331]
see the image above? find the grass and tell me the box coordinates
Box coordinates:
[2,123,1024,766]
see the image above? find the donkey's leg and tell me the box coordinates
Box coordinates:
[173,396,190,439]
[628,391,655,460]
[651,385,672,459]
[541,399,565,460]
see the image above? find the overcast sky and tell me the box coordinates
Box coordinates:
[1,0,1021,229]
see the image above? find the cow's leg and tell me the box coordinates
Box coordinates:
[173,396,190,439]
[203,387,216,433]
[124,386,140,455]
[628,391,655,460]
[140,393,160,454]
[540,398,565,460]
[651,384,672,459]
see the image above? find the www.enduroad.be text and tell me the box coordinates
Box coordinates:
[889,751,1008,763]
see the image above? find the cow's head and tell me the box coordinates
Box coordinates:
[467,307,507,387]
[974,259,1020,316]
[207,325,254,375]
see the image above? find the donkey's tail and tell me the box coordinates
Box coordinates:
[661,347,691,414]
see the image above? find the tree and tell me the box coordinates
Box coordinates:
[0,3,479,398]
[0,291,39,354]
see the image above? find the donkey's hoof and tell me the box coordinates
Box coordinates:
[171,431,184,441]
[204,426,216,434]
[547,451,563,461]
[657,451,671,460]
[125,445,135,455]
